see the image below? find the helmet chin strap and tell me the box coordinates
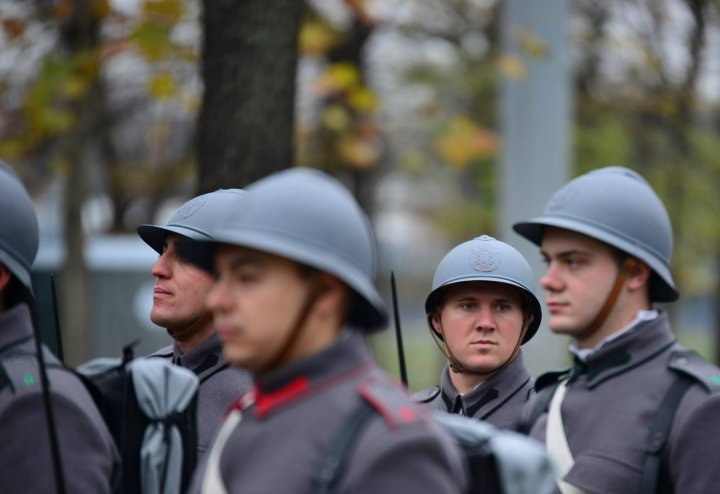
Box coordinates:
[580,257,638,341]
[167,312,214,341]
[427,313,532,378]
[260,279,323,374]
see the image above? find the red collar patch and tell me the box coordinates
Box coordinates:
[255,376,311,417]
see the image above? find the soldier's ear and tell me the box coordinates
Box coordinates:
[626,259,651,292]
[0,265,11,292]
[428,312,444,338]
[313,273,348,314]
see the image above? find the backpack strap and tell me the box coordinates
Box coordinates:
[310,401,377,494]
[309,376,420,494]
[639,349,720,494]
[638,375,693,493]
[519,370,567,435]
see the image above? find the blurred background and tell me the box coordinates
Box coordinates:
[1,0,719,391]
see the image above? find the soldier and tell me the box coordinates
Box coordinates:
[182,168,468,494]
[137,189,252,461]
[513,166,720,493]
[415,235,542,431]
[0,162,121,493]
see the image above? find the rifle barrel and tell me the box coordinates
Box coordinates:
[391,272,409,388]
[30,301,67,494]
[50,274,64,363]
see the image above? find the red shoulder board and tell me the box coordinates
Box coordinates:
[357,377,420,430]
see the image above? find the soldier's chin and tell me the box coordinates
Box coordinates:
[547,316,578,336]
[223,347,254,371]
[460,358,501,374]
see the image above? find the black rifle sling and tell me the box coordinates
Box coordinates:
[639,375,694,494]
[310,401,377,494]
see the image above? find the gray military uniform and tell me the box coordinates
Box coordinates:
[189,329,469,494]
[0,304,121,493]
[415,350,533,431]
[148,332,252,461]
[524,311,720,493]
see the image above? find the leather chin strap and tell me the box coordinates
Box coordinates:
[167,312,214,341]
[260,279,323,373]
[427,313,533,378]
[582,257,638,339]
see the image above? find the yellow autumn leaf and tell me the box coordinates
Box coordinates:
[326,63,360,91]
[497,54,527,80]
[0,139,28,159]
[132,22,173,61]
[299,21,336,55]
[322,105,351,132]
[515,27,548,58]
[42,108,75,134]
[61,75,88,99]
[337,135,379,169]
[348,86,376,114]
[148,73,176,99]
[435,117,498,168]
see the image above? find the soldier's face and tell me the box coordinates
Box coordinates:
[540,227,621,346]
[150,234,214,334]
[433,281,526,373]
[207,245,326,373]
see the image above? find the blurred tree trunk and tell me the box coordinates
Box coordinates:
[197,0,303,191]
[55,0,101,365]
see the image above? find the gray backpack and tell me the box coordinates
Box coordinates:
[77,347,199,494]
[311,402,556,494]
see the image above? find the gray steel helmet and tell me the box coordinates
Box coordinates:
[0,162,39,294]
[425,235,542,344]
[137,189,247,253]
[513,166,677,302]
[181,167,388,332]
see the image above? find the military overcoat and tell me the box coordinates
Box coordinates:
[415,350,533,431]
[189,329,469,494]
[523,312,720,493]
[0,304,121,494]
[148,332,252,460]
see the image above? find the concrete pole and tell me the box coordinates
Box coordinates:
[498,0,573,376]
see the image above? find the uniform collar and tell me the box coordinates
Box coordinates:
[250,328,373,417]
[568,311,676,388]
[570,309,659,361]
[440,350,531,418]
[0,304,34,353]
[172,332,226,376]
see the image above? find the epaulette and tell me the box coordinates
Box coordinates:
[412,386,440,404]
[146,345,174,359]
[357,377,420,430]
[0,352,40,396]
[534,369,570,391]
[667,350,720,393]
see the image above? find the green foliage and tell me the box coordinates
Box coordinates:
[369,329,447,392]
[132,21,175,61]
[574,119,632,171]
